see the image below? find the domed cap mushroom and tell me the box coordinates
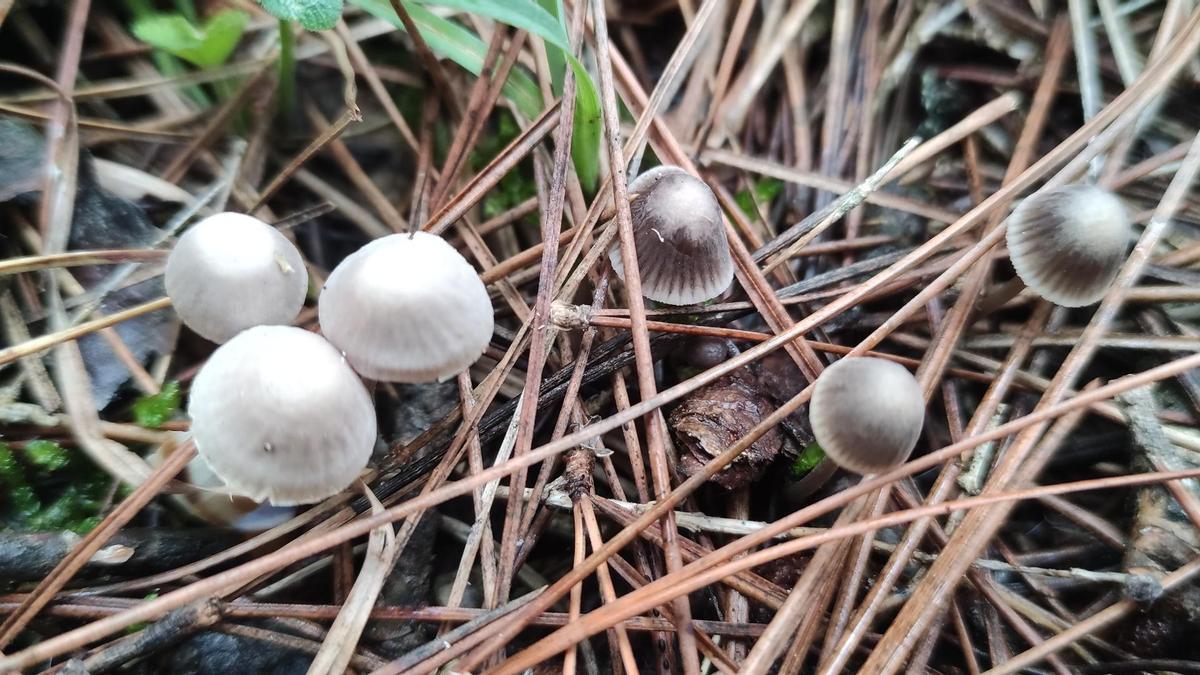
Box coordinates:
[608,165,734,305]
[187,325,377,505]
[1006,184,1130,307]
[165,212,308,343]
[809,357,925,474]
[318,232,494,383]
[156,439,295,531]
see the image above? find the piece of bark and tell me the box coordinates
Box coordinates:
[0,118,177,408]
[85,599,222,674]
[146,628,312,675]
[0,528,241,582]
[367,512,438,657]
[669,373,784,490]
[751,350,815,450]
[1117,387,1200,658]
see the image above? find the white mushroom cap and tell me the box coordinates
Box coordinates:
[151,434,264,529]
[165,212,308,343]
[318,232,495,383]
[179,451,259,525]
[1006,184,1130,307]
[175,448,294,531]
[608,165,735,305]
[187,325,377,506]
[809,357,925,475]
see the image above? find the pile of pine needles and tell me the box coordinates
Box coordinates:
[2,0,1200,672]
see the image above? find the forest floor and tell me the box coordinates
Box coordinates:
[2,1,1200,673]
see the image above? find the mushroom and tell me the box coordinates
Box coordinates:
[318,232,494,383]
[608,165,734,305]
[678,336,734,370]
[182,453,296,530]
[153,436,295,531]
[808,357,925,474]
[165,212,308,343]
[187,325,377,505]
[1006,184,1130,307]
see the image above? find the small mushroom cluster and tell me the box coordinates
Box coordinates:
[801,184,1131,475]
[166,214,493,506]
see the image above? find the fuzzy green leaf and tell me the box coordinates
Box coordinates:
[259,0,344,31]
[131,10,248,68]
[133,381,182,429]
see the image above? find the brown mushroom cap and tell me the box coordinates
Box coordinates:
[187,325,377,506]
[318,232,494,383]
[1006,184,1130,307]
[809,357,925,474]
[608,165,734,305]
[165,212,308,343]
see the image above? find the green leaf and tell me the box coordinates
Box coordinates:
[790,442,825,478]
[258,0,344,31]
[22,440,69,472]
[413,0,568,48]
[414,0,600,191]
[133,381,182,429]
[352,0,542,118]
[131,10,249,68]
[536,0,567,93]
[125,593,161,634]
[349,0,601,191]
[568,61,601,192]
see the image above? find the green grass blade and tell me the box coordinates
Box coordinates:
[568,57,600,191]
[350,0,600,191]
[351,0,543,118]
[410,0,568,49]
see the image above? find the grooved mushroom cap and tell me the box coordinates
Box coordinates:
[165,212,308,343]
[187,325,377,506]
[809,357,925,475]
[1006,184,1130,307]
[608,165,734,305]
[318,232,494,383]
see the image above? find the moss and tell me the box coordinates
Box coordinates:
[0,441,112,534]
[22,440,70,472]
[476,111,538,220]
[133,380,182,428]
[916,70,967,138]
[0,444,40,522]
